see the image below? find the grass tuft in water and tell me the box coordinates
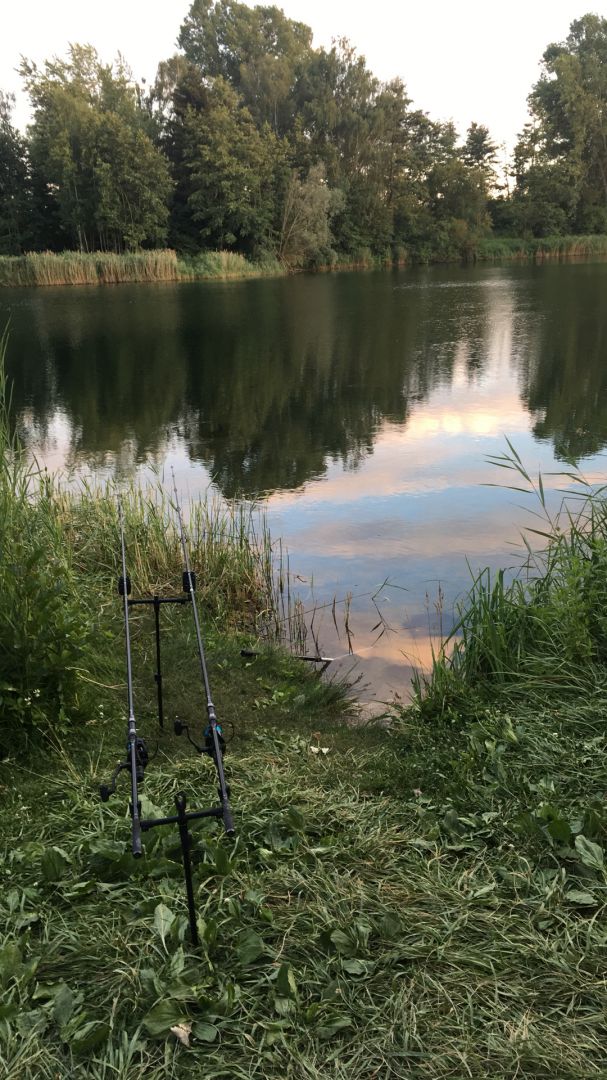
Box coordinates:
[414,443,607,712]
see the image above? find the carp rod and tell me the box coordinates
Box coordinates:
[99,500,147,856]
[170,468,234,838]
[100,496,235,945]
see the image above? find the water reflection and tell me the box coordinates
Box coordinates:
[2,261,607,698]
[0,266,522,487]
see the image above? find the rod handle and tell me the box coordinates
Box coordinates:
[132,823,143,858]
[131,800,143,857]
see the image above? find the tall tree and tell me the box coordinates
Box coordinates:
[462,122,498,180]
[22,45,172,251]
[179,77,280,252]
[178,0,313,133]
[0,92,30,254]
[516,14,607,234]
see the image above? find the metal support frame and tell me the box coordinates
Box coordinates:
[128,594,189,729]
[141,791,224,946]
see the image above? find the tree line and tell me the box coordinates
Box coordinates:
[1,3,606,265]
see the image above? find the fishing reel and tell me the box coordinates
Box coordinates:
[100,737,149,801]
[173,718,226,757]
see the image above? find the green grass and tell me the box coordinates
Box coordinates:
[414,443,607,714]
[2,638,607,1077]
[477,233,607,261]
[3,481,607,1077]
[177,250,283,281]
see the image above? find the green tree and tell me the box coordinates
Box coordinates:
[277,164,341,267]
[462,122,498,180]
[516,14,607,234]
[178,0,312,133]
[22,45,172,251]
[180,77,279,252]
[0,92,30,254]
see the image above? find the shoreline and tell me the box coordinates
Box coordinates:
[1,235,607,287]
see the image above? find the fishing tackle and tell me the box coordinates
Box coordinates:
[240,649,333,675]
[100,497,235,945]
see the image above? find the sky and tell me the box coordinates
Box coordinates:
[0,0,601,151]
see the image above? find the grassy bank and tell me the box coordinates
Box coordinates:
[3,350,607,1074]
[3,548,607,1076]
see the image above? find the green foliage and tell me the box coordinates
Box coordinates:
[178,0,313,134]
[22,45,172,252]
[0,338,95,755]
[513,15,607,237]
[180,77,279,252]
[415,444,607,712]
[0,91,30,254]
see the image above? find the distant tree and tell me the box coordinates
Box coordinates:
[0,91,29,254]
[178,0,313,133]
[462,122,498,180]
[179,77,279,252]
[277,164,342,267]
[22,45,172,251]
[514,14,607,234]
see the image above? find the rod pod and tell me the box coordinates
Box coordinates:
[100,499,235,945]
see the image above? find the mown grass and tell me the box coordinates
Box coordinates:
[2,644,607,1078]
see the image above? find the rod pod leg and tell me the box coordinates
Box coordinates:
[153,597,164,730]
[175,792,199,947]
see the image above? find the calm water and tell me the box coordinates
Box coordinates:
[2,260,607,703]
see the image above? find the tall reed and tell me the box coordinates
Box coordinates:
[478,234,607,261]
[0,250,180,287]
[177,249,282,280]
[415,443,607,712]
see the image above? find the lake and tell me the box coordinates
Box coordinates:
[2,259,607,705]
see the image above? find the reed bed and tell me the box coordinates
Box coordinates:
[478,233,607,261]
[0,250,181,287]
[0,249,283,287]
[177,249,283,280]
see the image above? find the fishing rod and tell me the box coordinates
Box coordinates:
[99,501,147,856]
[100,498,235,945]
[170,469,234,838]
